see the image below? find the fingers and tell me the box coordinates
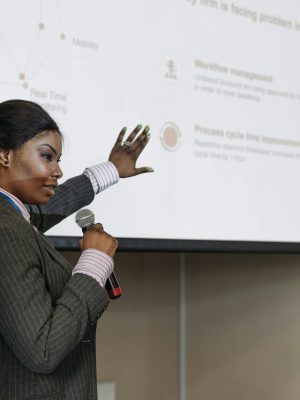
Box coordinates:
[129,126,151,154]
[113,127,127,148]
[113,124,150,150]
[133,166,154,175]
[79,238,84,250]
[122,125,150,156]
[122,124,143,146]
[109,123,152,178]
[91,223,103,231]
[81,223,118,256]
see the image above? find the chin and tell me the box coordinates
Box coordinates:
[38,198,51,205]
[39,193,54,204]
[25,195,51,205]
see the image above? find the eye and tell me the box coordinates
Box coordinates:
[42,153,53,162]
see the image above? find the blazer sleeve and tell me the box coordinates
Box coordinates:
[27,174,95,232]
[0,223,109,374]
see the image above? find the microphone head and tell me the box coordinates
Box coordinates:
[75,208,95,230]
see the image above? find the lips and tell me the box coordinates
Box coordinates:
[44,184,58,195]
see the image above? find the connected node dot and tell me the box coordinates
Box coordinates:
[60,33,66,40]
[39,22,45,30]
[19,73,26,81]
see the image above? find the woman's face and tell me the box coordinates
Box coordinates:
[3,130,63,204]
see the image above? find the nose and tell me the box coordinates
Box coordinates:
[52,162,63,179]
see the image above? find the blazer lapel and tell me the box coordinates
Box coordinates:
[31,228,73,298]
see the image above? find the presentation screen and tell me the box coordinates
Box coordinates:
[1,0,300,245]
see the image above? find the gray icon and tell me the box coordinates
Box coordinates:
[161,57,180,82]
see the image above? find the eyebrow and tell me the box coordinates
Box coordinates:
[38,144,62,158]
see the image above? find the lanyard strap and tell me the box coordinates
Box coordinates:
[0,192,23,217]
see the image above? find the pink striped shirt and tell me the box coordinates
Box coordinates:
[0,187,31,222]
[83,161,119,194]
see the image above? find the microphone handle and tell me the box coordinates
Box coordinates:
[105,273,123,299]
[82,227,122,299]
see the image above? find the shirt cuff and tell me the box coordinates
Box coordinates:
[83,161,119,195]
[72,249,114,287]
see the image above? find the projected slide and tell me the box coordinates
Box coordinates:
[1,0,300,242]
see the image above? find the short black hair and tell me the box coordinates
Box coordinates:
[0,99,62,149]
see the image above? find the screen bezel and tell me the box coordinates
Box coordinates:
[49,236,300,253]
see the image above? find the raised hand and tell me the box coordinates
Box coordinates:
[108,124,154,178]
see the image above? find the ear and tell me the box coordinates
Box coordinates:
[0,149,11,167]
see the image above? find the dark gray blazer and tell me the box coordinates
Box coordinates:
[0,174,110,400]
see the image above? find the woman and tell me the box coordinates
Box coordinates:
[0,99,152,399]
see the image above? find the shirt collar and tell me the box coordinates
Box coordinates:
[0,188,31,223]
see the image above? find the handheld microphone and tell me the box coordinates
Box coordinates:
[75,208,122,299]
